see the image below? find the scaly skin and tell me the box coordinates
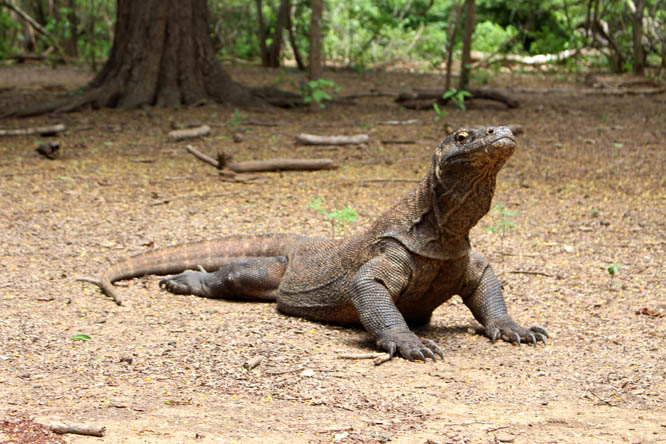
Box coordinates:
[87,126,548,361]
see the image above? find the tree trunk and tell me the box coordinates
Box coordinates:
[459,0,475,91]
[630,0,646,75]
[309,0,323,81]
[266,0,290,67]
[287,1,305,70]
[64,0,78,58]
[8,0,270,116]
[256,0,269,66]
[444,0,462,90]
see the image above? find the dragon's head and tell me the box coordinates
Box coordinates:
[430,126,516,234]
[432,126,515,180]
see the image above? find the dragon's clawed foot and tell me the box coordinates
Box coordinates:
[159,270,209,296]
[376,328,444,362]
[485,319,548,345]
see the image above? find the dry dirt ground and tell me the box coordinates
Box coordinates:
[0,63,664,444]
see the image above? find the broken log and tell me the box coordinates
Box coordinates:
[395,87,519,109]
[45,422,106,437]
[167,125,210,141]
[230,158,336,172]
[295,133,369,145]
[185,145,337,173]
[0,123,66,136]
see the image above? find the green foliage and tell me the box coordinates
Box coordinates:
[302,79,341,109]
[605,263,621,289]
[72,334,91,341]
[442,88,472,111]
[0,0,662,80]
[432,103,449,122]
[485,204,517,238]
[308,197,358,238]
[229,109,244,127]
[606,264,621,277]
[472,20,518,53]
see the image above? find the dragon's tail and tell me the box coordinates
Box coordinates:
[77,233,312,305]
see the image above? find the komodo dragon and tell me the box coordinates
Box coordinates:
[82,125,547,361]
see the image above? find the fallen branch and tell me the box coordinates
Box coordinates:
[0,123,66,136]
[167,125,211,141]
[377,119,421,125]
[395,87,519,109]
[243,355,265,370]
[509,270,554,277]
[373,353,392,366]
[186,145,337,173]
[338,353,387,360]
[230,158,337,172]
[151,192,229,206]
[295,133,369,145]
[506,87,665,96]
[1,1,53,41]
[185,145,218,167]
[43,422,106,437]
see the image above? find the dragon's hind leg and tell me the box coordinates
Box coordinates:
[159,256,287,301]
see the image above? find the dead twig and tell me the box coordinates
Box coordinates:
[229,158,337,172]
[441,421,495,426]
[243,355,265,370]
[507,87,666,96]
[186,145,219,167]
[42,422,106,437]
[373,353,392,366]
[377,119,421,125]
[0,123,66,136]
[295,133,369,145]
[338,353,387,360]
[186,145,337,173]
[167,125,211,141]
[150,192,228,206]
[509,270,554,277]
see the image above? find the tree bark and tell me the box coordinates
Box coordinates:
[444,0,462,90]
[7,0,275,117]
[267,0,291,67]
[459,0,476,91]
[630,0,646,75]
[309,0,323,81]
[64,0,78,58]
[287,1,305,70]
[256,0,269,66]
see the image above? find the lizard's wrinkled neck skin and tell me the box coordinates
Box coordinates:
[428,126,516,239]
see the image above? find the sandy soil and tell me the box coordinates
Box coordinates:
[0,63,665,444]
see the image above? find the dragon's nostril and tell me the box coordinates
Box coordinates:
[487,128,494,134]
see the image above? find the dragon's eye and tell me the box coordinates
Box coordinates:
[455,131,468,143]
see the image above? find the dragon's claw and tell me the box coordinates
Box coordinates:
[377,329,443,362]
[485,320,549,346]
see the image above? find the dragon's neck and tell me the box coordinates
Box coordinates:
[427,166,497,239]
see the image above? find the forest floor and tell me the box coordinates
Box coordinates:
[0,63,664,444]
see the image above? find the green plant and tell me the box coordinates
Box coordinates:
[308,197,358,238]
[442,88,472,111]
[302,79,341,109]
[72,334,91,341]
[432,103,449,122]
[229,109,243,127]
[605,264,621,289]
[485,204,517,243]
